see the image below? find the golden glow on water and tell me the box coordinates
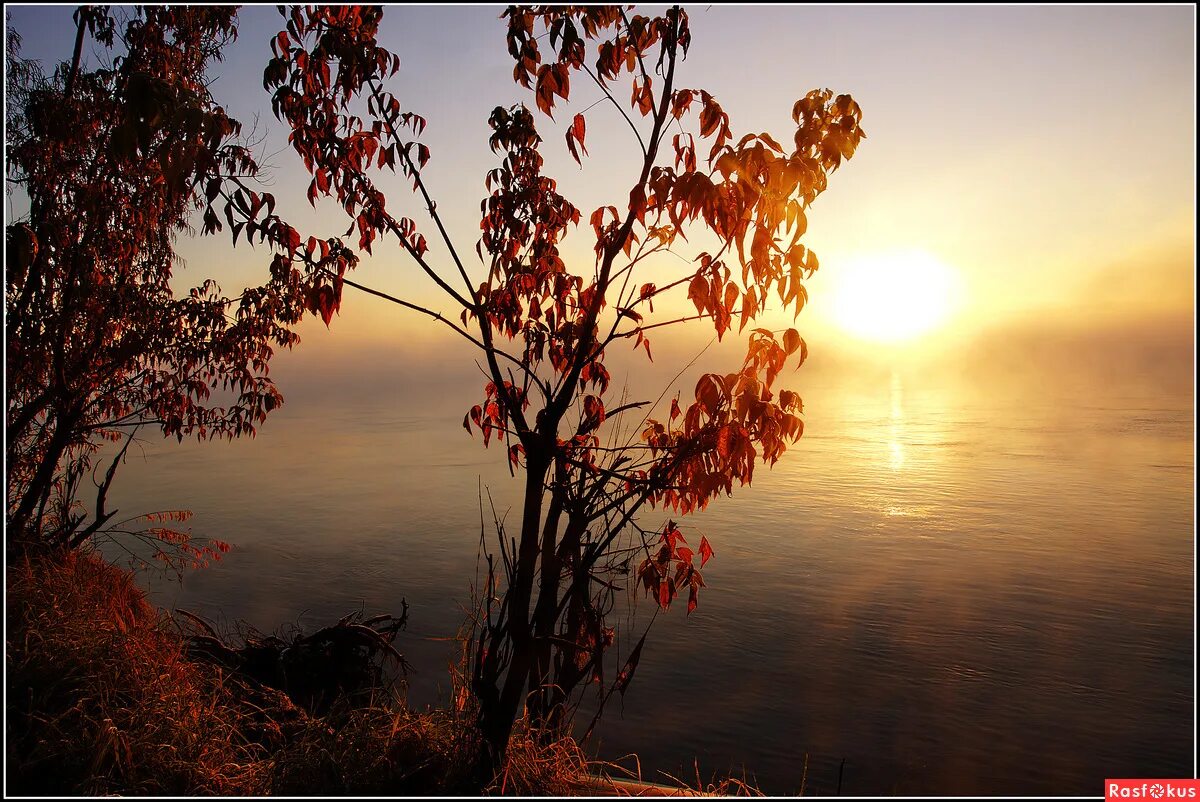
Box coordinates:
[888,371,906,473]
[830,251,963,343]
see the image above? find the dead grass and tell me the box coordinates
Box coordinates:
[586,752,764,797]
[6,550,759,796]
[487,720,591,796]
[271,705,481,795]
[7,549,278,795]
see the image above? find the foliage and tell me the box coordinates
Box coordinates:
[262,2,863,767]
[4,7,352,563]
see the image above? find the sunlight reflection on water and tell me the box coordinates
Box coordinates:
[106,373,1194,795]
[888,369,905,465]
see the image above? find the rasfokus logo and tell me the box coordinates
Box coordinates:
[1107,780,1200,800]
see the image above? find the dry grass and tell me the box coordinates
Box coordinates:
[5,550,598,796]
[487,721,591,796]
[586,753,764,797]
[7,549,279,795]
[7,550,755,796]
[6,550,480,796]
[272,705,481,795]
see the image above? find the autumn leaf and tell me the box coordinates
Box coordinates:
[566,112,589,166]
[663,522,687,550]
[614,633,647,695]
[639,282,656,312]
[716,424,734,458]
[783,328,801,355]
[572,113,587,153]
[688,272,710,313]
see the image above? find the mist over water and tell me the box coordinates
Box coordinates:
[106,337,1194,795]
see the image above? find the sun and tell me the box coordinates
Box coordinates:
[828,250,962,343]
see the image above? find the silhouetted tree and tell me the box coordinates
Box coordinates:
[265,4,864,769]
[5,7,354,565]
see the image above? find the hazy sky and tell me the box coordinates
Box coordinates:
[6,5,1195,377]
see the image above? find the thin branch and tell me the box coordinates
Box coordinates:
[612,312,713,338]
[69,425,139,548]
[581,64,647,157]
[547,15,680,426]
[367,78,476,300]
[325,266,544,392]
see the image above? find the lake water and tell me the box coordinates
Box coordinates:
[108,369,1194,795]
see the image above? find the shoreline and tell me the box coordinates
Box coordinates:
[6,549,749,797]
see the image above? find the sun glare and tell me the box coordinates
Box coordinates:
[829,250,962,343]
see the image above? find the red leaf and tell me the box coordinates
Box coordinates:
[716,425,733,458]
[317,285,337,326]
[663,522,686,550]
[699,536,714,567]
[688,273,709,313]
[566,129,581,165]
[572,113,587,155]
[615,633,647,695]
[783,328,801,355]
[636,77,655,116]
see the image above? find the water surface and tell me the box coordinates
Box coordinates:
[110,371,1194,795]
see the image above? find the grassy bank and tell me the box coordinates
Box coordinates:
[5,551,589,796]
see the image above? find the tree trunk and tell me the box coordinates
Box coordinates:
[8,407,75,546]
[527,460,568,732]
[475,445,551,774]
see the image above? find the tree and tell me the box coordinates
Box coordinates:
[5,6,355,566]
[264,4,864,769]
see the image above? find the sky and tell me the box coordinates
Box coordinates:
[5,4,1196,395]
